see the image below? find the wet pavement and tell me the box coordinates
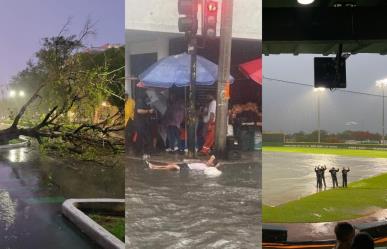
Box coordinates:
[0,147,124,248]
[263,151,387,206]
[268,208,387,242]
[125,155,262,249]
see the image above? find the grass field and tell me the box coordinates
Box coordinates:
[263,146,387,158]
[263,173,387,223]
[89,214,125,241]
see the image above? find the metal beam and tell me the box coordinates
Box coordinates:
[263,7,387,42]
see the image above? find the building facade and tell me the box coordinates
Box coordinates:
[125,0,262,95]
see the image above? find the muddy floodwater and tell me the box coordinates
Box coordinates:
[263,151,387,206]
[125,158,261,249]
[0,147,124,248]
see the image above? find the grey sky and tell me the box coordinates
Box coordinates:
[263,54,387,133]
[0,0,124,85]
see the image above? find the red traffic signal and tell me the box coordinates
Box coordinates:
[178,0,198,34]
[202,0,218,38]
[207,1,218,12]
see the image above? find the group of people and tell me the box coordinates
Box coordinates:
[334,222,375,249]
[127,87,261,159]
[128,89,222,158]
[315,165,350,189]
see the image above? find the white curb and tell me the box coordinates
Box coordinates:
[62,198,125,249]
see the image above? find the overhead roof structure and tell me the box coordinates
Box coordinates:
[263,0,387,55]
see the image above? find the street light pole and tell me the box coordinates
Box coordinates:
[376,79,387,144]
[317,91,321,144]
[314,87,325,144]
[383,85,385,144]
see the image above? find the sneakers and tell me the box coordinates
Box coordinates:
[144,160,152,169]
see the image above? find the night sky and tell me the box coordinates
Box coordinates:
[0,0,124,85]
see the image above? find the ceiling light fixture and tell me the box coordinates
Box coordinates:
[297,0,315,5]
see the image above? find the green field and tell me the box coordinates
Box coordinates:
[263,146,387,158]
[263,173,387,223]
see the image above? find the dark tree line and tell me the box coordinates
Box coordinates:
[288,130,381,143]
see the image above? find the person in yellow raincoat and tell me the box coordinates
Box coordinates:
[125,93,135,151]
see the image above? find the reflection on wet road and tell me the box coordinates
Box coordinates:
[263,151,387,206]
[0,148,124,248]
[126,159,261,249]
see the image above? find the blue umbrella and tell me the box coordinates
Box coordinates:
[139,53,234,88]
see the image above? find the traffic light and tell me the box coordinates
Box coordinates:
[202,0,218,38]
[178,0,198,34]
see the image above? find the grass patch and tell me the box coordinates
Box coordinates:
[8,138,25,144]
[89,214,125,242]
[263,173,387,223]
[263,146,387,158]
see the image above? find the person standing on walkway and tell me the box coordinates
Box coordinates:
[321,165,327,188]
[163,96,185,152]
[315,166,322,189]
[200,94,217,155]
[125,93,135,153]
[134,90,154,159]
[329,167,340,188]
[342,167,350,187]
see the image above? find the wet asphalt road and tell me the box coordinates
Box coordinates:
[126,158,262,249]
[0,148,124,249]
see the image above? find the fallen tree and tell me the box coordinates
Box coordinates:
[0,21,124,154]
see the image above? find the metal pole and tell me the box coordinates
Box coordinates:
[187,36,197,158]
[317,92,321,144]
[383,86,385,144]
[215,0,233,157]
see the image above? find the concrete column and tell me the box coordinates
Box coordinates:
[157,36,170,59]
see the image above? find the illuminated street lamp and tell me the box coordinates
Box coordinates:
[9,90,16,98]
[297,0,314,5]
[314,87,325,143]
[19,90,25,97]
[376,78,387,144]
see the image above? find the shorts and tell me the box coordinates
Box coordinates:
[177,163,189,171]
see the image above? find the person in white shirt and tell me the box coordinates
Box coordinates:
[145,155,220,171]
[200,94,217,155]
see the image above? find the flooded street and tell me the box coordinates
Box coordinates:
[125,158,261,249]
[0,147,124,248]
[263,151,387,206]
